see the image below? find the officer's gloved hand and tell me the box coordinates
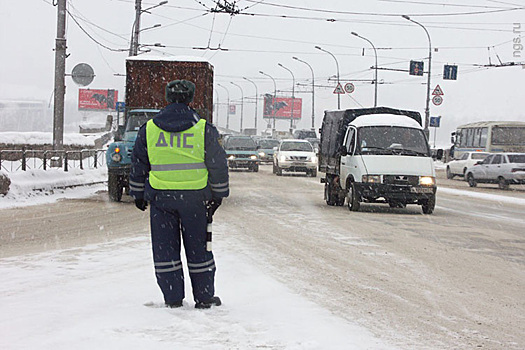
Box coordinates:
[207,198,222,216]
[135,198,148,211]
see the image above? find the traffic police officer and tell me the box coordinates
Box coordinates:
[130,80,229,309]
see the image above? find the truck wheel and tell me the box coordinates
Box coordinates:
[498,176,509,190]
[467,173,477,187]
[324,182,336,206]
[421,194,436,214]
[446,167,454,179]
[108,173,123,202]
[346,182,360,211]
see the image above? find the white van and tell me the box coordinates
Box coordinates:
[319,108,437,214]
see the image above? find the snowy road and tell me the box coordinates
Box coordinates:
[1,166,524,349]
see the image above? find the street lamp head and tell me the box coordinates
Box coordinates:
[259,70,264,74]
[314,45,322,50]
[292,56,298,60]
[159,1,168,5]
[402,15,411,20]
[153,24,161,28]
[351,31,359,37]
[277,63,283,68]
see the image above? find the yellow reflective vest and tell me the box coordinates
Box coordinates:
[146,119,208,190]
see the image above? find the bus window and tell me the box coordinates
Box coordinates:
[479,128,488,147]
[472,128,481,147]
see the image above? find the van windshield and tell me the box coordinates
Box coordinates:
[357,126,430,156]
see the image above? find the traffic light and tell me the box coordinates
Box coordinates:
[410,60,424,76]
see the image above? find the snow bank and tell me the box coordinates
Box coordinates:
[0,132,99,146]
[0,168,107,209]
[438,187,525,206]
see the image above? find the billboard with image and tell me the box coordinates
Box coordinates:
[263,95,302,120]
[78,89,118,111]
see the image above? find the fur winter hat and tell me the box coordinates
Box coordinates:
[165,80,195,104]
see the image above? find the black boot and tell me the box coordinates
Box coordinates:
[166,300,183,308]
[195,296,222,309]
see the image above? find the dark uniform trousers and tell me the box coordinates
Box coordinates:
[150,194,216,304]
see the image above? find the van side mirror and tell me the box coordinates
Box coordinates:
[436,149,443,160]
[339,145,348,156]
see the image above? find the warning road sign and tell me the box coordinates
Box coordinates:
[333,83,345,94]
[432,95,443,106]
[432,85,444,96]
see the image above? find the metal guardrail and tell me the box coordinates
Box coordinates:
[0,149,106,172]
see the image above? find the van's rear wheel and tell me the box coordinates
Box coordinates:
[346,182,360,212]
[325,182,336,206]
[446,167,454,179]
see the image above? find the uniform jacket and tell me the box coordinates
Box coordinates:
[130,103,229,202]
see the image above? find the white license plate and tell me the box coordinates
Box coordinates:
[410,187,434,193]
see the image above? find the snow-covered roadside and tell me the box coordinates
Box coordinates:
[0,233,395,349]
[438,187,525,206]
[0,168,107,209]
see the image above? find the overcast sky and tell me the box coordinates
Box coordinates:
[1,0,524,144]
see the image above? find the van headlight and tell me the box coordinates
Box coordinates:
[280,155,287,162]
[310,155,318,163]
[362,175,381,183]
[250,155,258,160]
[228,155,235,160]
[419,176,435,186]
[258,151,265,157]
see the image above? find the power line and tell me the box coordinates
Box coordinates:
[240,0,525,17]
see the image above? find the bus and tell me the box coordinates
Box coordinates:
[450,121,525,159]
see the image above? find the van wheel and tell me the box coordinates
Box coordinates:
[252,164,259,172]
[275,164,282,176]
[421,194,436,214]
[498,177,509,190]
[446,167,454,179]
[346,182,360,212]
[467,173,477,187]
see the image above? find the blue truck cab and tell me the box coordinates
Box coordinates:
[106,109,159,201]
[223,135,260,172]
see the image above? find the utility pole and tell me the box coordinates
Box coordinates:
[53,0,67,150]
[130,0,142,56]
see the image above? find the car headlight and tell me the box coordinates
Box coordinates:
[419,176,435,186]
[310,155,318,163]
[250,155,258,160]
[258,151,265,157]
[279,155,287,162]
[228,155,235,160]
[362,175,381,183]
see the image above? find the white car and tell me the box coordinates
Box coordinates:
[446,151,489,179]
[465,153,525,189]
[273,139,318,177]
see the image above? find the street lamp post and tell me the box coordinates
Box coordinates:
[243,77,258,133]
[315,45,340,109]
[278,63,296,133]
[230,82,244,133]
[217,83,230,130]
[259,71,277,131]
[292,56,315,130]
[214,88,220,127]
[129,1,167,56]
[402,15,432,137]
[351,32,378,107]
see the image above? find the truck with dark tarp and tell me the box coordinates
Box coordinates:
[319,107,437,214]
[106,57,214,201]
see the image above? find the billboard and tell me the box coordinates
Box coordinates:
[78,89,118,111]
[263,95,302,120]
